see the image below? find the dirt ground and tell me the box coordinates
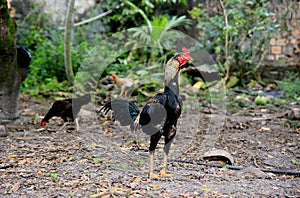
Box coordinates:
[0,93,299,197]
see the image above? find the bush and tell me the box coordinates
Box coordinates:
[277,72,300,100]
[17,1,191,98]
[189,0,280,85]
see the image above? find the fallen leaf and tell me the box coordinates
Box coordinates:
[150,186,161,191]
[201,187,211,192]
[102,121,108,126]
[8,154,17,159]
[8,182,20,193]
[267,154,274,158]
[133,177,141,182]
[261,127,271,132]
[218,160,226,165]
[90,193,101,198]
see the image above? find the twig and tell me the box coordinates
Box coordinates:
[252,155,259,168]
[12,136,54,141]
[34,128,46,132]
[0,169,33,173]
[0,164,13,169]
[58,3,124,29]
[74,10,112,27]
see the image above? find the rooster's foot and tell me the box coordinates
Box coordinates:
[159,169,173,178]
[149,172,160,180]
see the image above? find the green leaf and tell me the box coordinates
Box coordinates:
[70,156,77,161]
[137,159,145,166]
[93,157,102,163]
[50,173,58,181]
[222,166,228,170]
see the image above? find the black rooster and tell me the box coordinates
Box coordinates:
[40,94,91,131]
[99,48,192,179]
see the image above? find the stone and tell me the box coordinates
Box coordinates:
[296,5,300,18]
[270,38,276,45]
[0,125,8,137]
[292,29,300,37]
[297,19,300,29]
[277,54,286,59]
[288,108,300,120]
[291,20,297,28]
[276,38,286,46]
[266,55,275,61]
[289,38,297,44]
[282,46,294,55]
[202,149,234,165]
[271,46,282,54]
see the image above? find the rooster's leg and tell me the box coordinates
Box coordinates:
[148,132,162,179]
[149,151,159,179]
[159,142,173,177]
[160,126,176,177]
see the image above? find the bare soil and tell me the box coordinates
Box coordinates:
[0,93,299,197]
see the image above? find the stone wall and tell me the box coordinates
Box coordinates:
[264,1,300,68]
[9,0,97,25]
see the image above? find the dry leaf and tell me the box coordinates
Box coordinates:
[8,182,20,193]
[267,154,274,158]
[201,187,211,192]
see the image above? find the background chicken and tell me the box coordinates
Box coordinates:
[40,94,91,131]
[99,48,192,179]
[111,74,135,97]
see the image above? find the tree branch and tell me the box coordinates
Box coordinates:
[74,10,112,27]
[219,0,230,81]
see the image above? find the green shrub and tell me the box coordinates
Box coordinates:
[277,72,300,100]
[17,1,191,98]
[189,0,281,85]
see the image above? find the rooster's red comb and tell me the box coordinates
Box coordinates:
[182,47,190,56]
[111,74,117,78]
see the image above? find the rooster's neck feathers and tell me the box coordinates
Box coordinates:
[164,56,180,87]
[164,70,180,96]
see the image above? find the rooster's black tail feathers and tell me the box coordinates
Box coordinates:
[98,99,140,127]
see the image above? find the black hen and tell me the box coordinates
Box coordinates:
[40,94,91,130]
[99,48,192,179]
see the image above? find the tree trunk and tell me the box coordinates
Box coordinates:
[0,1,30,126]
[64,0,75,85]
[0,0,18,123]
